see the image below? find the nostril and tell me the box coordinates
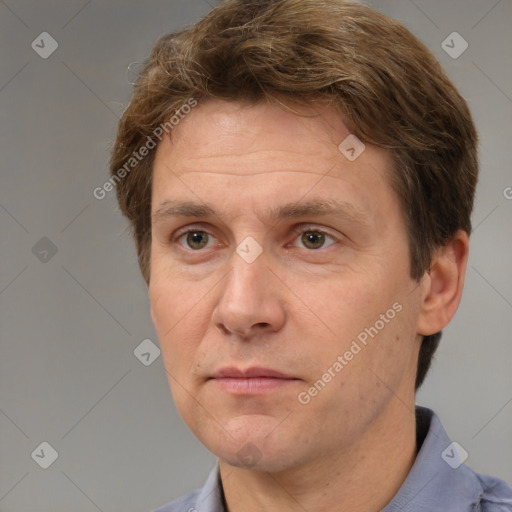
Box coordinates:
[215,323,230,335]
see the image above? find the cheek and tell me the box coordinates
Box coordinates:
[288,269,383,344]
[290,267,417,377]
[149,275,204,372]
[150,282,212,431]
[149,252,208,329]
[149,276,176,334]
[339,297,420,400]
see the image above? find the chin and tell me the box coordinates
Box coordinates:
[218,445,306,473]
[198,422,307,473]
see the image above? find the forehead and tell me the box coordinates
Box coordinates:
[151,99,395,219]
[157,99,360,169]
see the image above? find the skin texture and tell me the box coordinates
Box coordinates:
[148,99,469,512]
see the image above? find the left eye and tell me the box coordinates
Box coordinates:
[292,229,336,250]
[178,230,216,250]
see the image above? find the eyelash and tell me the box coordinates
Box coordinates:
[173,224,338,251]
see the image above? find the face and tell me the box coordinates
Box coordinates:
[149,99,424,472]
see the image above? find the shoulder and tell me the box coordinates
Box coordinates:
[475,472,512,512]
[152,489,200,512]
[385,408,512,512]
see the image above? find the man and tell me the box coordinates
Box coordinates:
[109,0,512,510]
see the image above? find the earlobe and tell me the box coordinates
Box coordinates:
[416,231,469,336]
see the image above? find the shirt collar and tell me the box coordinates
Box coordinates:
[194,462,225,512]
[382,406,482,511]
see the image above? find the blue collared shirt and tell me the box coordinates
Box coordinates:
[154,407,512,511]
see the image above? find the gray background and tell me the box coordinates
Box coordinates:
[0,0,511,511]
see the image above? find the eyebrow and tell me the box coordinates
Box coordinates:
[152,198,368,226]
[153,200,215,221]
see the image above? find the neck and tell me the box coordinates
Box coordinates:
[219,400,418,512]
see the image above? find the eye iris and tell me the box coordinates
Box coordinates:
[302,231,325,249]
[185,231,327,250]
[186,231,208,249]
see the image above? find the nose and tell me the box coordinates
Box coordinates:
[211,249,286,340]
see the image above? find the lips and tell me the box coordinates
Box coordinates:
[209,366,299,394]
[211,367,294,379]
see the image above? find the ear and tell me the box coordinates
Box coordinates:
[417,230,469,336]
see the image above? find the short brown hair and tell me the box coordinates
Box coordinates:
[110,0,478,389]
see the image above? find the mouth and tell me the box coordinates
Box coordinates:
[209,366,300,394]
